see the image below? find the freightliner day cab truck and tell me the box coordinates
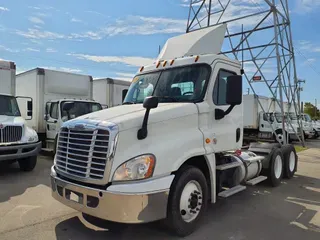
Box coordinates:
[16,68,103,154]
[50,25,299,236]
[243,94,301,143]
[93,78,131,109]
[0,60,41,171]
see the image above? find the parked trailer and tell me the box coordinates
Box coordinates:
[16,68,103,153]
[0,60,41,171]
[243,94,300,143]
[93,78,131,109]
[50,24,298,237]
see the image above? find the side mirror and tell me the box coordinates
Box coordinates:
[143,96,159,109]
[62,102,75,112]
[226,75,242,105]
[138,96,159,140]
[122,89,128,102]
[27,100,33,118]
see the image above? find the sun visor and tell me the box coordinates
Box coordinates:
[157,24,227,61]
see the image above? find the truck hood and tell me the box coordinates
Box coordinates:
[74,103,198,131]
[0,115,25,125]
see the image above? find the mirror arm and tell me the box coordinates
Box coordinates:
[215,105,235,120]
[137,108,151,140]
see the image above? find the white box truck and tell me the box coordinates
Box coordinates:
[243,94,300,143]
[16,68,103,153]
[0,60,41,171]
[50,25,299,237]
[93,78,130,109]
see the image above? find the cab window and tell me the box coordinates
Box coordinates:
[213,69,236,105]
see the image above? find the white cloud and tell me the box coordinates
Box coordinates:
[35,12,50,18]
[40,66,82,73]
[28,16,45,25]
[69,15,186,40]
[24,47,40,52]
[28,6,41,10]
[71,18,82,23]
[297,40,320,53]
[295,0,320,13]
[0,6,9,11]
[15,28,65,40]
[68,53,155,67]
[46,48,57,53]
[33,25,42,29]
[0,45,19,53]
[115,72,135,81]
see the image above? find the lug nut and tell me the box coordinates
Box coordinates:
[196,208,200,211]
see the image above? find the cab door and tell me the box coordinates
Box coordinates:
[46,101,59,142]
[198,61,243,153]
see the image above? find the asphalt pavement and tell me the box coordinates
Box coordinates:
[0,141,319,240]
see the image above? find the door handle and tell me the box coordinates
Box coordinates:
[48,120,57,123]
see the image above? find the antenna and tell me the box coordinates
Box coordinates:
[186,0,304,146]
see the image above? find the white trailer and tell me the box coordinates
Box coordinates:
[243,94,300,143]
[50,24,299,237]
[0,60,41,171]
[16,68,103,153]
[93,78,131,109]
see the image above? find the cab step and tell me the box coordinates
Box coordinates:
[246,176,268,186]
[216,162,242,170]
[218,185,246,198]
[41,148,53,152]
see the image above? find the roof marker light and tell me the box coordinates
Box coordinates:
[163,60,167,67]
[195,56,200,62]
[139,66,144,72]
[156,61,161,68]
[170,59,175,65]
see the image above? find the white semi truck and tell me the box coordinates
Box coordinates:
[93,78,131,109]
[50,25,298,236]
[0,60,41,171]
[243,94,300,143]
[288,112,315,139]
[16,68,103,154]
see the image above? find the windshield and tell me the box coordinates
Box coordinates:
[0,95,21,116]
[61,101,102,122]
[304,114,312,122]
[274,113,287,123]
[289,113,298,120]
[123,64,211,104]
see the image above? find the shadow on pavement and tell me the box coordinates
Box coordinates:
[0,155,52,203]
[54,174,320,240]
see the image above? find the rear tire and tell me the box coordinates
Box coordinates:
[281,144,298,179]
[18,156,37,172]
[165,165,208,237]
[268,148,284,187]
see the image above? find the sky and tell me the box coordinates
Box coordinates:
[0,0,319,105]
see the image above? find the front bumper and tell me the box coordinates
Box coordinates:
[0,141,41,161]
[51,166,173,224]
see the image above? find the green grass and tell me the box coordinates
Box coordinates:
[294,145,308,153]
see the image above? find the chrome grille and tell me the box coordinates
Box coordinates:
[56,127,109,179]
[0,126,23,143]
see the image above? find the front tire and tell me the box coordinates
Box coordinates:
[165,166,208,237]
[18,156,37,172]
[268,148,284,187]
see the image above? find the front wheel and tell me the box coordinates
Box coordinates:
[18,156,37,172]
[313,129,319,139]
[165,166,208,237]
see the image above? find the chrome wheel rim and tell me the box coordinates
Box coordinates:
[179,180,203,223]
[289,151,295,172]
[274,155,282,179]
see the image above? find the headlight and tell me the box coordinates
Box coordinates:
[112,154,156,182]
[28,135,38,142]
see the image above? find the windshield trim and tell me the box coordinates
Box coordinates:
[59,100,103,119]
[126,63,212,104]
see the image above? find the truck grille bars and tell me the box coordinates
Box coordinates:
[55,127,109,180]
[0,126,23,143]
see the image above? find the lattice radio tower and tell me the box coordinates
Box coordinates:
[186,0,305,146]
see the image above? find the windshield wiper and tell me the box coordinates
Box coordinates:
[122,101,135,105]
[158,96,179,102]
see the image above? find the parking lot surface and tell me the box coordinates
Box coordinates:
[0,141,319,240]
